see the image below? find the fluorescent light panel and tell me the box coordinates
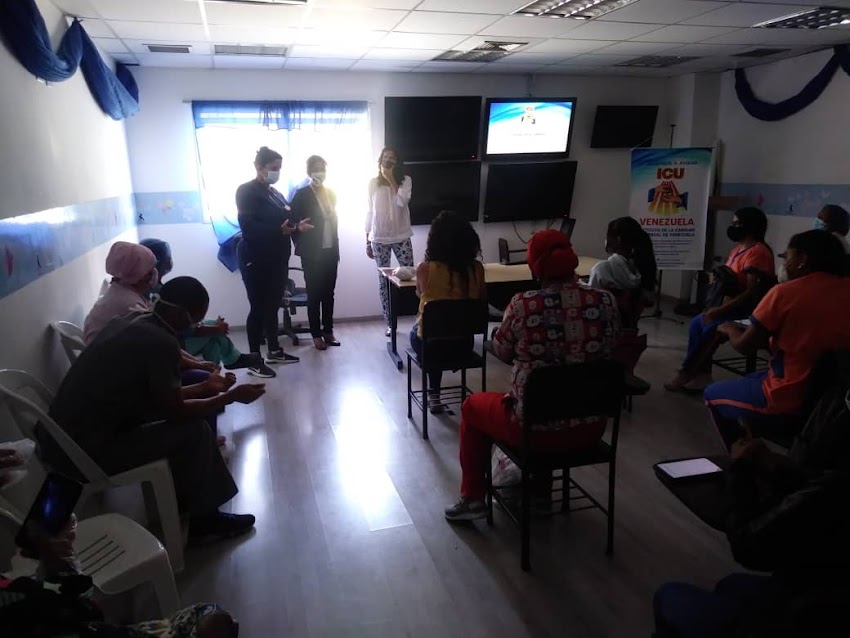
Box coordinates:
[433,41,528,63]
[514,0,639,19]
[617,55,699,68]
[755,7,850,29]
[214,44,288,56]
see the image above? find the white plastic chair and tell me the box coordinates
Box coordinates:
[0,499,180,616]
[50,321,86,365]
[0,369,185,572]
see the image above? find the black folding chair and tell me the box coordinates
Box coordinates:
[406,299,489,440]
[486,360,625,571]
[279,265,310,346]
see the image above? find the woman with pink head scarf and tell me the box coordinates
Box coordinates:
[83,242,159,345]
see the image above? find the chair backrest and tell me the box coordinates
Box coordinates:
[523,360,625,427]
[50,321,85,364]
[421,299,489,369]
[0,369,109,483]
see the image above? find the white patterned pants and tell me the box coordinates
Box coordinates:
[372,239,414,325]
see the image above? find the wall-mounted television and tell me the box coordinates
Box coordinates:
[405,161,481,226]
[483,161,577,223]
[384,96,482,162]
[590,105,659,148]
[483,98,576,160]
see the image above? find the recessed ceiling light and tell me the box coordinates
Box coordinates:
[146,44,192,54]
[433,41,529,63]
[616,55,699,68]
[514,0,639,20]
[214,44,288,56]
[754,6,850,29]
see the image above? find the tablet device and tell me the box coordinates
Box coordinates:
[14,472,83,552]
[656,458,723,480]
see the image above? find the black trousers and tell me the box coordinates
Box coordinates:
[240,253,288,353]
[302,248,339,338]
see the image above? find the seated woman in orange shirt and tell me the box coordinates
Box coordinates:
[444,230,620,521]
[410,210,486,413]
[706,230,850,449]
[667,207,775,392]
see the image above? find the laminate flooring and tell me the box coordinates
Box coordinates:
[176,312,741,638]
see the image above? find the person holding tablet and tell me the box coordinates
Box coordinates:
[365,147,414,337]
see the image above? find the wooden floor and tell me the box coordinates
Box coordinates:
[174,313,740,637]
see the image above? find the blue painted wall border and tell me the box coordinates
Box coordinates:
[721,182,850,217]
[0,194,135,300]
[135,191,204,225]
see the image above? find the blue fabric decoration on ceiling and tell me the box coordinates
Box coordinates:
[0,0,139,120]
[735,45,850,122]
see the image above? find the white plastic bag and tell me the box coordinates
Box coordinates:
[491,449,521,487]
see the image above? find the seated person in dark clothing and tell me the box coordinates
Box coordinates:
[45,277,266,542]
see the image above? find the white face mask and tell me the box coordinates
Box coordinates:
[265,170,280,185]
[310,171,326,186]
[777,264,789,283]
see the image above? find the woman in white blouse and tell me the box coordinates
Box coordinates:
[365,147,414,337]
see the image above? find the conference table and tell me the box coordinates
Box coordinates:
[379,257,601,371]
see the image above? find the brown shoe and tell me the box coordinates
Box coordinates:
[323,333,341,346]
[313,337,328,350]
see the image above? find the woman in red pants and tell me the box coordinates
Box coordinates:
[445,229,621,521]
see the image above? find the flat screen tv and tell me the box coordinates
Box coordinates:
[384,96,482,162]
[591,105,659,148]
[483,98,576,160]
[483,161,577,223]
[405,161,482,226]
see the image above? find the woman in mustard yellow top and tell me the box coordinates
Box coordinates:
[410,210,487,413]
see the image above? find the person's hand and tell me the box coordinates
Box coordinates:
[215,317,229,334]
[297,217,315,232]
[281,220,296,235]
[702,307,724,324]
[31,515,80,576]
[196,360,218,373]
[730,437,768,461]
[223,371,237,389]
[0,448,23,470]
[204,368,232,394]
[716,322,737,338]
[227,383,266,404]
[366,243,374,259]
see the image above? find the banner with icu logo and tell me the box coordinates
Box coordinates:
[629,147,714,271]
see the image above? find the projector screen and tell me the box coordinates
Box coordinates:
[483,98,576,159]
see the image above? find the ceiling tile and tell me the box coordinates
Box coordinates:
[312,0,420,8]
[361,48,444,60]
[682,3,811,27]
[394,11,498,35]
[208,25,297,45]
[289,45,370,59]
[415,61,485,72]
[108,21,208,42]
[701,28,771,45]
[303,8,408,30]
[92,37,128,54]
[111,53,139,65]
[632,25,739,42]
[77,19,115,38]
[566,21,667,40]
[496,52,575,64]
[213,55,285,70]
[203,3,307,28]
[480,16,584,38]
[283,58,356,70]
[416,0,528,12]
[747,26,850,45]
[123,40,213,55]
[134,52,213,68]
[599,0,729,24]
[477,64,549,73]
[591,40,680,54]
[295,29,388,47]
[744,0,835,5]
[52,0,98,17]
[526,39,615,54]
[348,60,417,71]
[89,0,203,24]
[376,32,466,49]
[535,65,598,75]
[559,54,637,66]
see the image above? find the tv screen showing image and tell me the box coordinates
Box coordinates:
[384,96,482,162]
[483,161,577,223]
[483,98,576,159]
[405,161,481,226]
[590,105,659,148]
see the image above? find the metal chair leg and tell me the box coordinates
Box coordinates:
[521,468,532,571]
[421,366,429,441]
[461,367,467,403]
[406,354,413,419]
[606,459,616,556]
[560,468,570,513]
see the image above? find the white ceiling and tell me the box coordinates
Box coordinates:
[51,0,850,76]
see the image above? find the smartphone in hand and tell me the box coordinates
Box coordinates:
[14,472,83,552]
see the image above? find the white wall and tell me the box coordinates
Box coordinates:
[127,68,676,323]
[0,0,135,387]
[716,48,850,257]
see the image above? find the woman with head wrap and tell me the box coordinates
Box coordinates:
[444,229,621,521]
[140,238,275,378]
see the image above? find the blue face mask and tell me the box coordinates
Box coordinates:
[814,218,827,231]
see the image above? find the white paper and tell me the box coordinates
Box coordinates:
[657,458,722,479]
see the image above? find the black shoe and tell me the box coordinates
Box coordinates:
[266,349,299,364]
[189,512,256,544]
[224,353,255,371]
[248,362,276,378]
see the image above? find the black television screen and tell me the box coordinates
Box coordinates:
[591,105,659,148]
[384,96,482,162]
[483,97,576,160]
[405,161,481,226]
[483,161,577,223]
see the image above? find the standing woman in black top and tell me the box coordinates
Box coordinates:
[290,155,340,350]
[236,146,311,365]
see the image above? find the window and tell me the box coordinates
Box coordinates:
[191,101,371,243]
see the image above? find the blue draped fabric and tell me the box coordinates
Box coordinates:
[735,45,850,122]
[0,0,139,120]
[192,100,368,130]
